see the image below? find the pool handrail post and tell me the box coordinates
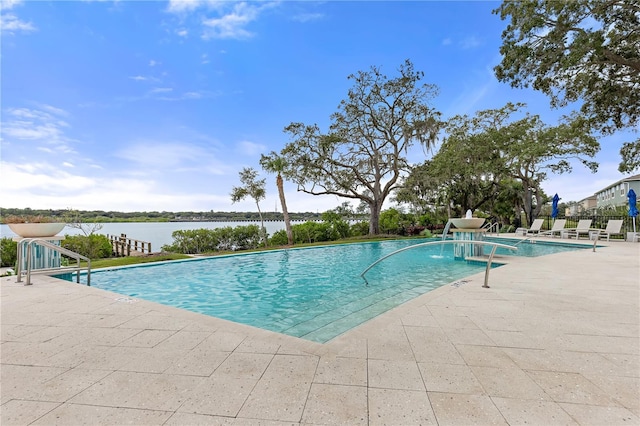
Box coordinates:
[483,244,498,288]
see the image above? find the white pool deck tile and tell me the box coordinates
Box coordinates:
[1,237,639,425]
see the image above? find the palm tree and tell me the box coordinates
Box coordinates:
[260,152,293,245]
[230,167,267,245]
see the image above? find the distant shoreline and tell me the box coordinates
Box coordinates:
[168,219,323,223]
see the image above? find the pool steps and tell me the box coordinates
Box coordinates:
[273,263,485,342]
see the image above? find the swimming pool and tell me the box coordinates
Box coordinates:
[63,237,589,343]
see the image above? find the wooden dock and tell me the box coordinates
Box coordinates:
[108,234,152,257]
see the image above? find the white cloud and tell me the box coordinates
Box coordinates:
[152,90,220,101]
[444,80,494,119]
[149,87,173,94]
[166,1,280,40]
[440,35,482,49]
[541,160,624,203]
[1,12,36,34]
[236,140,266,156]
[149,59,158,67]
[202,5,257,40]
[129,75,148,81]
[114,141,229,175]
[166,0,206,14]
[292,12,323,23]
[1,0,24,10]
[1,107,73,154]
[38,103,69,117]
[182,91,203,99]
[0,162,95,194]
[0,157,344,213]
[460,35,482,49]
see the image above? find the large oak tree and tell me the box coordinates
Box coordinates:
[404,103,600,226]
[280,60,440,235]
[494,0,640,172]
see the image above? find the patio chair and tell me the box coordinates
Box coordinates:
[561,219,593,239]
[538,219,567,238]
[515,218,544,236]
[589,219,624,241]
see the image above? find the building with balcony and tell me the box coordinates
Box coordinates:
[595,174,640,209]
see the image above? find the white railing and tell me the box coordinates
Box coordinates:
[16,238,91,286]
[361,240,517,289]
[483,221,500,235]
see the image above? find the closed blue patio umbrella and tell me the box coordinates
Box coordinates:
[551,193,560,220]
[628,189,638,233]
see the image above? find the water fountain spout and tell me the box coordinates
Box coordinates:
[465,209,473,219]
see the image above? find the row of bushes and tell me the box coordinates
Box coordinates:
[161,225,264,254]
[270,220,365,245]
[159,218,435,255]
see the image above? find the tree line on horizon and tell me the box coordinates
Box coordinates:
[0,208,329,223]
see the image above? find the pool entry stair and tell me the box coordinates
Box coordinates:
[276,240,517,342]
[284,239,517,344]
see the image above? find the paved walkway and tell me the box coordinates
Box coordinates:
[1,238,639,425]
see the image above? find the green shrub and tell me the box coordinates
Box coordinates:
[292,221,332,244]
[269,230,289,246]
[380,208,402,234]
[1,237,18,267]
[61,234,112,259]
[350,221,369,237]
[321,211,350,240]
[162,225,264,254]
[420,229,433,238]
[232,225,263,250]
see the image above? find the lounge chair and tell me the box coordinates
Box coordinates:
[561,219,593,239]
[515,218,544,236]
[589,219,624,241]
[538,219,567,238]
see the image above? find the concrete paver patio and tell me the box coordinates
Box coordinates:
[1,238,639,425]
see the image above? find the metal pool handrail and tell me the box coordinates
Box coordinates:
[360,240,518,289]
[16,238,91,286]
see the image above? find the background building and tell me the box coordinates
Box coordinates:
[595,174,640,209]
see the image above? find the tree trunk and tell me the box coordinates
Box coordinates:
[369,200,383,235]
[276,174,294,245]
[255,202,267,246]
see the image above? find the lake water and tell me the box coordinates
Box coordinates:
[0,221,291,252]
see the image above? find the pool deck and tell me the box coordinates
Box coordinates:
[2,236,639,425]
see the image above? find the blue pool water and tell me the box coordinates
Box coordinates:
[65,237,588,343]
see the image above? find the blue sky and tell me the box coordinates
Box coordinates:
[1,0,632,214]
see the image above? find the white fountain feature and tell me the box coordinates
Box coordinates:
[449,209,486,229]
[450,210,487,259]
